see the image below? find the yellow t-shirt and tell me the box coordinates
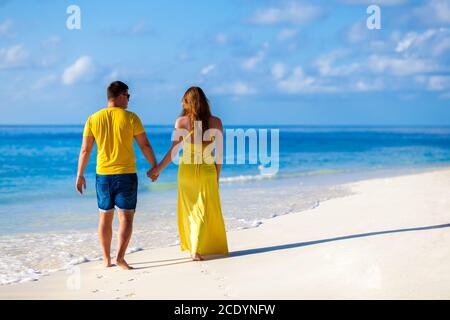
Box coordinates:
[83,107,145,175]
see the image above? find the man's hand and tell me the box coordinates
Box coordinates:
[147,167,160,182]
[76,176,87,194]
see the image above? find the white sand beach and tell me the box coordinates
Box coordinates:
[1,168,450,300]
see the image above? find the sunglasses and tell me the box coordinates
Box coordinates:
[121,93,130,100]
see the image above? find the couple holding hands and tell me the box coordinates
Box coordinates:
[76,81,228,270]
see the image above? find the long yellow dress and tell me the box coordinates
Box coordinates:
[177,130,229,256]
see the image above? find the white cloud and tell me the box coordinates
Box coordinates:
[212,81,256,95]
[353,78,384,92]
[277,66,337,93]
[0,19,13,38]
[42,36,62,47]
[432,36,450,55]
[271,63,286,80]
[275,61,384,93]
[277,28,298,41]
[427,76,450,90]
[32,74,57,90]
[128,21,153,35]
[250,2,322,25]
[242,43,269,71]
[415,0,450,25]
[395,29,437,52]
[395,32,417,52]
[215,33,228,45]
[242,52,264,70]
[315,50,361,76]
[0,44,30,69]
[339,0,407,5]
[395,28,450,56]
[416,75,450,91]
[105,69,120,84]
[439,92,450,99]
[62,56,96,85]
[369,39,391,51]
[105,21,153,37]
[200,64,216,75]
[179,53,190,62]
[346,21,369,44]
[368,54,439,76]
[40,55,60,68]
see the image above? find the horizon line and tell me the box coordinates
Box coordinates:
[1,124,450,128]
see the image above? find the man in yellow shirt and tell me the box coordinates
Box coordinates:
[76,81,157,270]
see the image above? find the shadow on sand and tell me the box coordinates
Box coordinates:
[229,222,450,257]
[130,223,450,269]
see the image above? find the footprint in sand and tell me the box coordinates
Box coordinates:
[91,289,106,294]
[213,275,232,297]
[199,265,232,297]
[200,263,210,275]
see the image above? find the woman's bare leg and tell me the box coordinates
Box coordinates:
[191,253,204,261]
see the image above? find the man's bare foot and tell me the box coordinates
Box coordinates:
[191,253,204,261]
[116,258,133,270]
[103,259,114,268]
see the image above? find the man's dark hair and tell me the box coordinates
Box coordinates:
[107,81,129,100]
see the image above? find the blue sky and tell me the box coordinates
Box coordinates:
[0,0,450,125]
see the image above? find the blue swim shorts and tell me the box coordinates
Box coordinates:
[95,173,138,212]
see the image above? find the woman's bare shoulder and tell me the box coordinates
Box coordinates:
[175,116,190,129]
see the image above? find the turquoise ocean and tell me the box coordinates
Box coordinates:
[1,125,450,284]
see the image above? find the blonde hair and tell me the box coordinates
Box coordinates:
[180,86,212,131]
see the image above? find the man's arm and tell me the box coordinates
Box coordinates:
[135,133,157,168]
[147,117,185,180]
[76,136,95,194]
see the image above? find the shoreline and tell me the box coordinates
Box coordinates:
[0,165,450,288]
[1,166,450,299]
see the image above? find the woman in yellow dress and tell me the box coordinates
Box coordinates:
[148,87,229,261]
